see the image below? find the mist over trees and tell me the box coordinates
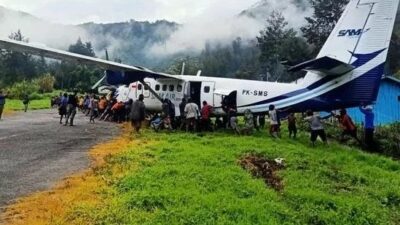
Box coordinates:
[1,0,400,90]
[0,32,102,91]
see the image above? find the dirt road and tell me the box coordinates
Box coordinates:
[0,109,119,209]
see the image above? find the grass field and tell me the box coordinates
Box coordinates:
[3,127,400,225]
[6,127,398,225]
[4,99,51,111]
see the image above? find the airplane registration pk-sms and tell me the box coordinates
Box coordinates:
[0,0,398,116]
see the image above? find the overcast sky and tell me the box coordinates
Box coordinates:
[0,0,259,24]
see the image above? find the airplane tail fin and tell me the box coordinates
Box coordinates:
[302,0,399,105]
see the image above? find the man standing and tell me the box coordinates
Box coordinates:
[22,94,30,113]
[268,105,280,138]
[184,98,200,132]
[360,105,375,149]
[179,98,187,130]
[65,91,78,126]
[0,90,7,120]
[200,101,213,132]
[130,94,146,133]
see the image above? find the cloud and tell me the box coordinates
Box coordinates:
[0,6,89,49]
[0,0,260,24]
[147,0,311,56]
[0,0,311,62]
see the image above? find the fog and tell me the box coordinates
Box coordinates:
[0,0,311,60]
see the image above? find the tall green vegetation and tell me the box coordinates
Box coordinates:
[301,0,350,51]
[166,39,261,80]
[0,30,39,87]
[258,11,311,82]
[0,32,102,92]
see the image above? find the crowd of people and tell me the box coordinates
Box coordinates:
[53,92,136,126]
[50,91,376,149]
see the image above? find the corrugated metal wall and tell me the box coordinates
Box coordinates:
[348,79,400,125]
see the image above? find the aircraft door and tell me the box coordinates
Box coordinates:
[136,82,151,98]
[201,81,215,106]
[189,82,202,107]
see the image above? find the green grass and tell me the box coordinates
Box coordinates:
[68,130,400,225]
[4,98,51,111]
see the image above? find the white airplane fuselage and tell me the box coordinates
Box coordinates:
[116,75,299,116]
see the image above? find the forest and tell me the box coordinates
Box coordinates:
[0,0,400,95]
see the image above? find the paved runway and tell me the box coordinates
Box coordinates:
[0,109,119,209]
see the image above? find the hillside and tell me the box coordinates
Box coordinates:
[239,0,311,28]
[0,6,179,67]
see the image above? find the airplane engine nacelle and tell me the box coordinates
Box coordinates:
[106,70,125,85]
[106,70,149,86]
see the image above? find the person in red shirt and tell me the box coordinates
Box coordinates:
[200,101,213,132]
[111,101,125,123]
[334,109,362,145]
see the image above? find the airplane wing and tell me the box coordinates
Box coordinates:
[288,56,355,76]
[0,38,183,85]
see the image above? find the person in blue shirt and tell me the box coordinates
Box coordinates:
[360,105,375,150]
[0,90,7,120]
[58,93,68,124]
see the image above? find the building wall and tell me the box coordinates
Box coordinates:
[348,80,400,125]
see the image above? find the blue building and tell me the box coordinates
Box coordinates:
[348,76,400,125]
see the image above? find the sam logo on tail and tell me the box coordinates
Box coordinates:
[338,28,370,37]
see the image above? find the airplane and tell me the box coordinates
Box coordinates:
[0,0,398,117]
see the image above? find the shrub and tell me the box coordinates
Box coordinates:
[7,80,39,99]
[34,73,56,93]
[28,92,43,100]
[375,123,400,158]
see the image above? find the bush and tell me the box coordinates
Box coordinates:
[28,92,43,100]
[7,80,39,99]
[34,74,56,93]
[375,123,400,158]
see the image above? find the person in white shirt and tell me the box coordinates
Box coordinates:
[268,104,280,138]
[184,98,200,132]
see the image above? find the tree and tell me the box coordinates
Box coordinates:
[68,38,96,57]
[35,73,56,93]
[0,30,37,86]
[301,0,349,51]
[166,56,202,75]
[49,38,102,91]
[257,11,311,82]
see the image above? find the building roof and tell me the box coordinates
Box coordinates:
[383,76,400,86]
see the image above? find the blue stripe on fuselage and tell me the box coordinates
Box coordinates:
[239,49,385,109]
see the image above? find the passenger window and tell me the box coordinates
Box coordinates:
[138,84,142,90]
[155,85,160,91]
[177,85,183,92]
[144,84,149,90]
[169,85,174,92]
[162,85,167,91]
[204,86,210,93]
